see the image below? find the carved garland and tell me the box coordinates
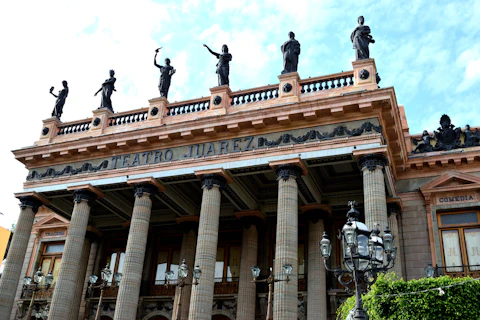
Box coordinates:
[27,160,109,181]
[258,121,382,147]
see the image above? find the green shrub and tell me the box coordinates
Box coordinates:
[337,273,480,320]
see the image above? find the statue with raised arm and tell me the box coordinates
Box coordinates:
[281,31,301,74]
[351,16,375,60]
[154,47,176,98]
[49,80,68,120]
[94,70,116,112]
[203,44,232,86]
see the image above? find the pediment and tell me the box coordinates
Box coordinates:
[34,213,69,228]
[420,172,480,193]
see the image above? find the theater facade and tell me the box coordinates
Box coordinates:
[2,58,480,320]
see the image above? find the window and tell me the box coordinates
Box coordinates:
[39,242,64,284]
[438,211,480,272]
[105,238,127,285]
[215,245,241,282]
[154,249,181,285]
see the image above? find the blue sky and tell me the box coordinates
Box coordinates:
[0,0,479,228]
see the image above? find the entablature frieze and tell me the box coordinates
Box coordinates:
[23,119,383,188]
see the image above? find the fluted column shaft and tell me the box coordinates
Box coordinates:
[358,155,388,231]
[173,227,197,320]
[237,222,258,320]
[273,165,302,320]
[114,184,158,320]
[0,197,42,319]
[188,174,226,320]
[49,190,97,319]
[307,219,327,320]
[388,207,403,278]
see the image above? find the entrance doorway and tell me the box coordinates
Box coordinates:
[212,315,231,320]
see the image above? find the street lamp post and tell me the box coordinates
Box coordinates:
[424,263,436,278]
[320,201,396,320]
[166,259,201,320]
[251,264,293,320]
[23,268,54,320]
[89,264,123,320]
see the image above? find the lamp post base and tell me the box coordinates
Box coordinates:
[352,307,368,320]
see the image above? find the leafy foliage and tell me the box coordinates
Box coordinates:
[337,273,480,320]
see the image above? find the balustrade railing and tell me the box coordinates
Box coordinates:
[20,286,54,300]
[300,72,354,94]
[230,85,279,106]
[166,99,210,116]
[57,120,91,135]
[108,109,148,126]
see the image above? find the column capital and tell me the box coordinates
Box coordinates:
[274,164,303,181]
[300,204,331,223]
[200,174,227,191]
[133,183,159,199]
[15,192,49,213]
[387,198,403,217]
[357,153,388,171]
[67,184,104,206]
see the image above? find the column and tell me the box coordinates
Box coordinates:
[0,195,44,319]
[358,154,389,231]
[273,164,303,320]
[79,240,99,320]
[304,207,330,320]
[49,188,100,319]
[236,212,262,320]
[114,182,159,320]
[71,238,91,318]
[388,203,403,278]
[173,217,198,320]
[188,174,227,320]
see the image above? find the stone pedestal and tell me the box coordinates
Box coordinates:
[114,181,160,320]
[272,164,303,320]
[90,108,113,135]
[277,72,300,101]
[188,174,227,320]
[352,58,378,90]
[147,96,168,126]
[49,187,101,319]
[0,194,45,319]
[210,85,232,111]
[358,154,389,232]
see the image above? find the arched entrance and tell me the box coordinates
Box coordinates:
[149,317,168,320]
[212,316,231,320]
[100,317,113,320]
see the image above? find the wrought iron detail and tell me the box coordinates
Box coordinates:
[27,160,109,181]
[42,127,49,136]
[282,83,292,93]
[274,164,303,181]
[223,185,249,210]
[213,95,222,105]
[258,121,381,148]
[357,154,388,171]
[93,117,101,127]
[359,69,370,80]
[201,174,227,191]
[134,183,159,199]
[73,189,97,207]
[150,107,159,116]
[19,196,43,213]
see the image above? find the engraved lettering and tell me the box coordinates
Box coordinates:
[131,153,140,166]
[141,152,152,164]
[111,156,121,169]
[152,151,162,164]
[244,136,254,151]
[193,144,205,157]
[205,143,215,155]
[184,145,193,158]
[219,141,229,154]
[231,138,241,153]
[164,149,173,161]
[121,155,130,167]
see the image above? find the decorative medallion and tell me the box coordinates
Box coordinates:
[282,83,293,93]
[213,95,222,105]
[42,127,49,136]
[150,107,159,116]
[359,69,370,80]
[93,117,101,127]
